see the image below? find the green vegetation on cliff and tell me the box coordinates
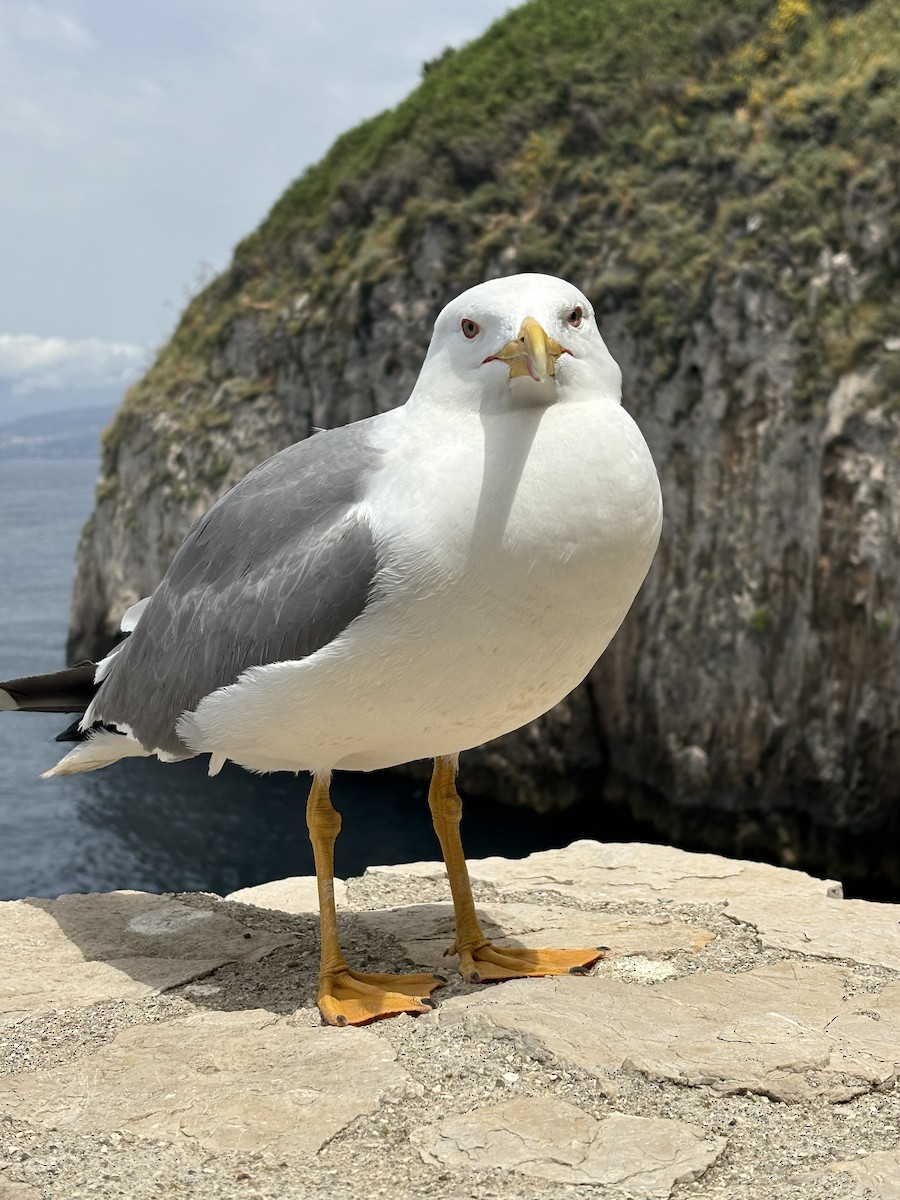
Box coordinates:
[106,0,899,478]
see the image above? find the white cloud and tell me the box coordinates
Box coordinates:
[0,333,145,394]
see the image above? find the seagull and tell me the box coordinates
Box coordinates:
[1,273,662,1026]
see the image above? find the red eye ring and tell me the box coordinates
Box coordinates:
[567,305,584,328]
[461,318,480,339]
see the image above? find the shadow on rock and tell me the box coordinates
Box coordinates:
[9,890,522,1021]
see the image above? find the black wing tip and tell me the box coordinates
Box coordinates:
[0,663,98,715]
[55,720,124,744]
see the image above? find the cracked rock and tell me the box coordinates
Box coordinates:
[0,892,294,1026]
[365,900,714,970]
[0,1010,409,1154]
[726,891,900,971]
[368,840,842,905]
[412,1096,726,1192]
[438,961,900,1102]
[828,1148,900,1198]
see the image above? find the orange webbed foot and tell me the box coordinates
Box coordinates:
[318,967,446,1027]
[453,942,604,984]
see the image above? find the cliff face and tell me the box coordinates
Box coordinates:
[69,0,900,887]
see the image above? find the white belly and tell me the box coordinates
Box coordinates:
[182,397,662,774]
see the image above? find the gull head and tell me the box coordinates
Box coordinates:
[414,273,622,412]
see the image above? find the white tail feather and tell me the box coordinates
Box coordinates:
[42,729,150,777]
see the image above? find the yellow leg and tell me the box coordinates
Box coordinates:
[427,757,604,983]
[306,774,444,1026]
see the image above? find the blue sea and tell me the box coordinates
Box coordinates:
[0,454,609,901]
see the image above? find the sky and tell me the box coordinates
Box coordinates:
[0,0,512,419]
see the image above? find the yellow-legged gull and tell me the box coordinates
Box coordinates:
[1,273,662,1025]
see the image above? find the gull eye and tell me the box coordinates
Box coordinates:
[566,305,584,329]
[460,318,480,339]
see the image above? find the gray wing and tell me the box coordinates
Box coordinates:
[93,419,384,756]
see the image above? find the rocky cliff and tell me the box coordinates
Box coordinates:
[68,0,900,891]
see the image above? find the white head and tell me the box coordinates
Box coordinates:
[411,273,622,413]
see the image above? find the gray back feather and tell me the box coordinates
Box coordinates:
[95,420,383,755]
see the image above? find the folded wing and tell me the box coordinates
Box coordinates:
[88,419,384,758]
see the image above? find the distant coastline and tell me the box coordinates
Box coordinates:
[0,404,112,461]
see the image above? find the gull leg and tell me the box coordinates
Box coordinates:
[306,774,444,1026]
[427,756,604,983]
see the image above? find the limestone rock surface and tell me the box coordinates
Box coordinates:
[725,890,900,971]
[2,1012,410,1155]
[438,962,900,1103]
[413,1097,726,1192]
[365,899,714,971]
[0,891,293,1026]
[368,839,843,903]
[830,1149,900,1199]
[227,875,347,913]
[2,842,900,1200]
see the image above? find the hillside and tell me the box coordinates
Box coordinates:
[0,405,113,460]
[68,0,900,893]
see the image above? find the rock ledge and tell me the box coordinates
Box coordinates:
[2,841,899,1200]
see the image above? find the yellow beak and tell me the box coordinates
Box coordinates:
[484,316,569,382]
